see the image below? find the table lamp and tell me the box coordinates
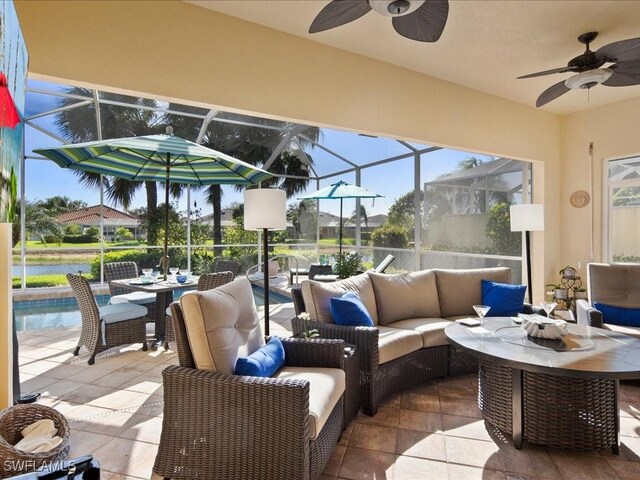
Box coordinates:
[510,204,544,304]
[244,188,286,336]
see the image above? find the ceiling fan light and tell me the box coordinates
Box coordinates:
[564,68,613,90]
[369,0,425,17]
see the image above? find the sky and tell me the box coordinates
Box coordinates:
[24,79,497,218]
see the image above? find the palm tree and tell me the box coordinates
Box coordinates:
[163,107,321,252]
[55,88,166,245]
[351,204,369,228]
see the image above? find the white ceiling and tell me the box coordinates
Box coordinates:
[187,0,640,115]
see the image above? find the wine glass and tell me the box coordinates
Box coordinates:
[472,305,491,325]
[169,267,179,283]
[151,270,160,284]
[141,268,152,281]
[541,301,557,319]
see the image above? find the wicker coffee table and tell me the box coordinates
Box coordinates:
[445,317,640,453]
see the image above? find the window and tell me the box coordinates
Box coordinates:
[606,156,640,263]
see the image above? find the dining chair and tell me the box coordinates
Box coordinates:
[67,273,148,365]
[212,258,241,277]
[104,261,157,323]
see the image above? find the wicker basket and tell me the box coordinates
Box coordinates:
[0,404,70,478]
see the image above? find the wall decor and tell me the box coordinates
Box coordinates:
[570,190,590,208]
[0,0,27,223]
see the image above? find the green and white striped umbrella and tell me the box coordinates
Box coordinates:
[34,128,273,278]
[33,130,272,186]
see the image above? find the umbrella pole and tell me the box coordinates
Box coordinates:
[339,198,343,258]
[163,158,170,281]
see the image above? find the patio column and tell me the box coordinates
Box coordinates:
[355,168,361,253]
[0,223,13,407]
[414,152,421,271]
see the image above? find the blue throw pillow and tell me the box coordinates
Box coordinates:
[235,336,285,377]
[481,280,527,317]
[330,292,374,327]
[593,303,640,327]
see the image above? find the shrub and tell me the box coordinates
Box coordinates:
[371,224,410,265]
[63,224,82,236]
[85,226,100,238]
[63,234,100,243]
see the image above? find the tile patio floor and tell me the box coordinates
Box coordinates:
[16,303,640,480]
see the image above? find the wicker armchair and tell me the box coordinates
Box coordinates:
[67,273,148,365]
[104,261,157,323]
[212,258,241,277]
[153,281,347,480]
[163,271,235,350]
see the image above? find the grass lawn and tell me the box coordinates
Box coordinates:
[12,274,97,289]
[16,240,144,249]
[318,238,356,246]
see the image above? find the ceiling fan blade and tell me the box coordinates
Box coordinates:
[392,0,449,42]
[596,37,640,63]
[517,66,576,79]
[613,59,640,75]
[602,71,640,87]
[309,0,371,34]
[536,81,571,107]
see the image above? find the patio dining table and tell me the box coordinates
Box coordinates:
[109,277,198,349]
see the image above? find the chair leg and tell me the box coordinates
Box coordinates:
[72,346,80,356]
[142,341,148,352]
[164,341,169,351]
[88,354,96,366]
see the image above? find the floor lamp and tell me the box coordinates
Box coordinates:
[510,204,544,304]
[244,188,286,336]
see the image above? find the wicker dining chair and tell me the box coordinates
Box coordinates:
[212,258,241,277]
[67,273,148,365]
[153,279,347,480]
[163,271,235,350]
[104,261,157,323]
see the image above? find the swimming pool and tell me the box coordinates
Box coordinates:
[13,286,290,332]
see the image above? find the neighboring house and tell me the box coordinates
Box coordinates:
[55,205,141,241]
[199,209,295,236]
[320,211,387,239]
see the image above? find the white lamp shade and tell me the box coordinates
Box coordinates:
[510,204,544,232]
[244,188,287,230]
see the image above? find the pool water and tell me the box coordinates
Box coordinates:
[13,286,290,332]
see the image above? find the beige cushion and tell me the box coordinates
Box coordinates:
[370,270,440,324]
[588,263,640,309]
[387,318,452,348]
[301,273,379,325]
[180,277,264,374]
[377,326,423,364]
[435,267,511,317]
[603,323,640,340]
[273,367,345,439]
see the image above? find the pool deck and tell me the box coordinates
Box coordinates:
[16,303,640,480]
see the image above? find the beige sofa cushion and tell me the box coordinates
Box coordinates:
[273,367,345,439]
[377,326,423,364]
[180,277,264,374]
[435,267,511,317]
[370,270,440,324]
[301,273,379,325]
[588,263,640,309]
[603,323,640,340]
[387,318,452,348]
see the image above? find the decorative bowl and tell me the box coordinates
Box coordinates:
[176,275,188,283]
[521,316,568,340]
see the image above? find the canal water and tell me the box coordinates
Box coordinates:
[12,263,91,276]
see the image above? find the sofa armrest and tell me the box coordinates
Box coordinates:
[291,317,379,384]
[576,299,604,328]
[291,286,306,316]
[281,337,345,369]
[154,365,310,480]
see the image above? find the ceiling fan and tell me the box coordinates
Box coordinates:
[309,0,449,43]
[518,32,640,107]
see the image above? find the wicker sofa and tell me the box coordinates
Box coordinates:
[292,267,533,416]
